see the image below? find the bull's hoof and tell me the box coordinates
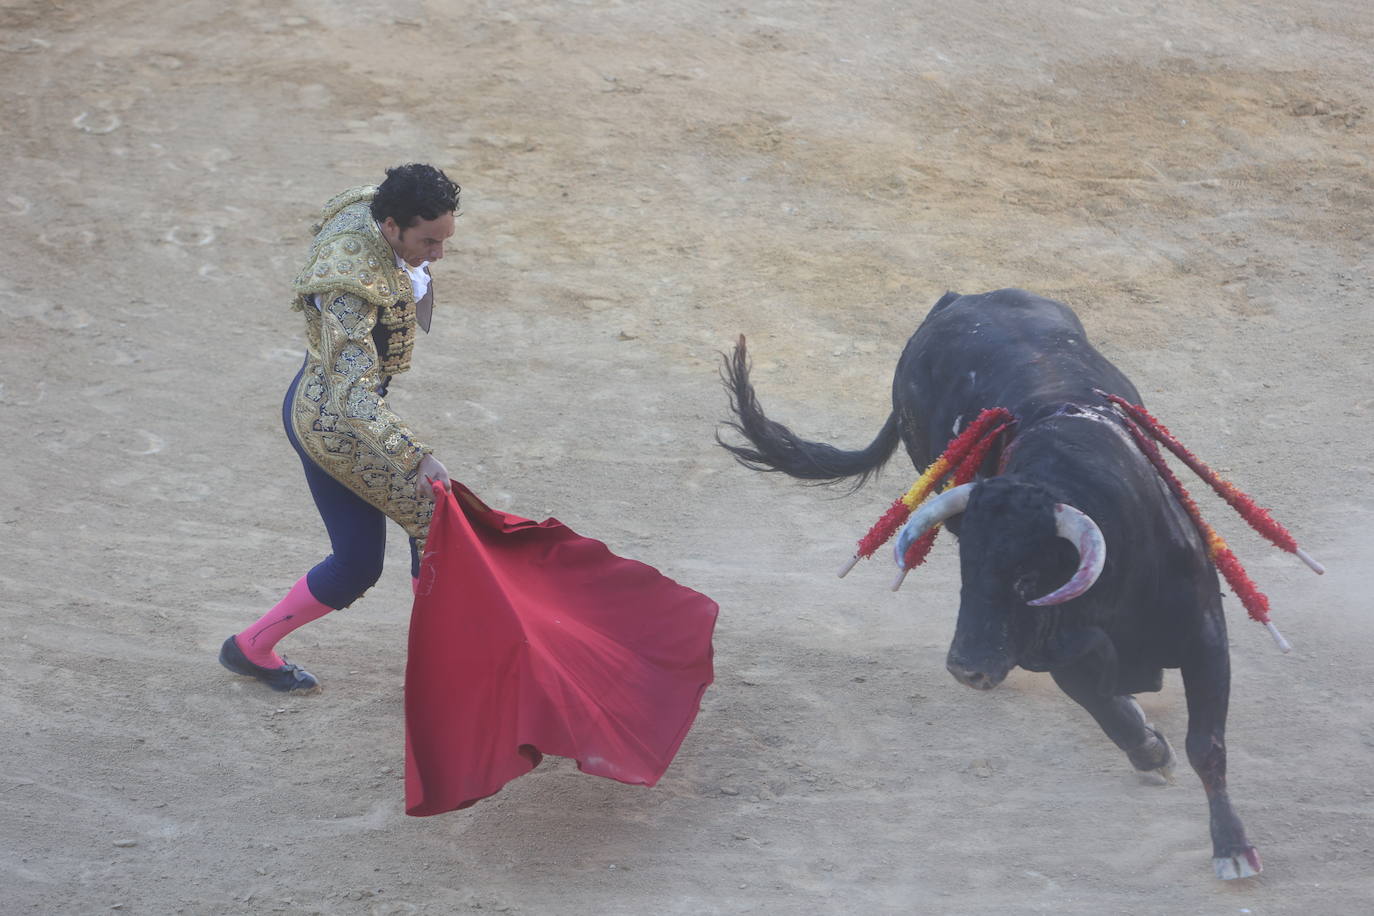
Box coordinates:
[1213,846,1262,880]
[1127,726,1176,781]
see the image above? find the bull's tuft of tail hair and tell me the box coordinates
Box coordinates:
[716,335,900,490]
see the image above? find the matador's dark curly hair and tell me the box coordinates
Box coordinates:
[371,163,461,229]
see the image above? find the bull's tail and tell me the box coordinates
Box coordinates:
[718,335,900,489]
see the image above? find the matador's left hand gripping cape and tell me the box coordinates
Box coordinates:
[288,186,435,543]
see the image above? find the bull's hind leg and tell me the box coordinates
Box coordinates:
[1181,630,1261,880]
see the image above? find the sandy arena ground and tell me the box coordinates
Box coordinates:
[2,0,1372,913]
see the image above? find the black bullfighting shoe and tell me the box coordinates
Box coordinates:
[218,635,321,693]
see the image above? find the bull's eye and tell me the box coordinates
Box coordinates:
[1013,573,1040,601]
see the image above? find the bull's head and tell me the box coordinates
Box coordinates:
[893,477,1106,690]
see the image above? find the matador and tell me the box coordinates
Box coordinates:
[219,163,460,692]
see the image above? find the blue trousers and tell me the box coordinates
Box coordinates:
[283,367,420,610]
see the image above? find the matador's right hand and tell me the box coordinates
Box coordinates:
[417,453,452,497]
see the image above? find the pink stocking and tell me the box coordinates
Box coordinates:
[236,576,333,668]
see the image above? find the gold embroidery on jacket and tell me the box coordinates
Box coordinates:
[292,186,418,376]
[288,188,434,542]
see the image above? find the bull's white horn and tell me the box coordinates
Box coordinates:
[893,483,976,569]
[1026,503,1107,606]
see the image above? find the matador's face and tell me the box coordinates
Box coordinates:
[380,211,456,268]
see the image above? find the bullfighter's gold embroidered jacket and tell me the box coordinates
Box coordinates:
[287,186,433,542]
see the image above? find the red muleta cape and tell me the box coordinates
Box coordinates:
[404,484,718,815]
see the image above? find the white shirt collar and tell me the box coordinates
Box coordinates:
[395,252,431,301]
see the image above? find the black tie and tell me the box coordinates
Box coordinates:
[415,266,434,334]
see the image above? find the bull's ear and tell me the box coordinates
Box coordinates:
[1025,504,1106,606]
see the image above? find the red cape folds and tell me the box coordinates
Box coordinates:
[404,484,718,816]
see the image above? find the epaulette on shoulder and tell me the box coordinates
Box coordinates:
[312,185,377,234]
[293,192,412,309]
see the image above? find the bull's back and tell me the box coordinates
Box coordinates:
[895,290,1140,454]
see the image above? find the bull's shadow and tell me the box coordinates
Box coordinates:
[719,288,1279,880]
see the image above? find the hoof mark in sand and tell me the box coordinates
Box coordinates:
[166,226,216,247]
[107,348,143,366]
[39,228,95,248]
[73,111,121,134]
[112,302,162,320]
[125,430,166,456]
[5,195,32,215]
[0,380,46,407]
[167,481,212,503]
[461,399,501,422]
[1,36,50,53]
[201,148,233,170]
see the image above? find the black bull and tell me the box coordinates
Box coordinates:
[720,288,1262,879]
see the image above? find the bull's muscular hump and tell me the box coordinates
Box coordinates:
[720,288,1262,880]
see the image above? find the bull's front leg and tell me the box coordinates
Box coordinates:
[1181,617,1260,880]
[1036,628,1177,777]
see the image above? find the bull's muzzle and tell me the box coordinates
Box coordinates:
[945,656,1010,691]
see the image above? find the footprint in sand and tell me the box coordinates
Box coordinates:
[200,147,233,171]
[104,465,214,504]
[0,379,47,407]
[263,347,306,363]
[165,226,217,247]
[459,399,501,422]
[122,430,166,457]
[0,36,50,54]
[109,300,165,321]
[38,227,96,250]
[103,348,147,367]
[0,288,44,321]
[0,293,92,331]
[72,111,121,134]
[144,53,184,71]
